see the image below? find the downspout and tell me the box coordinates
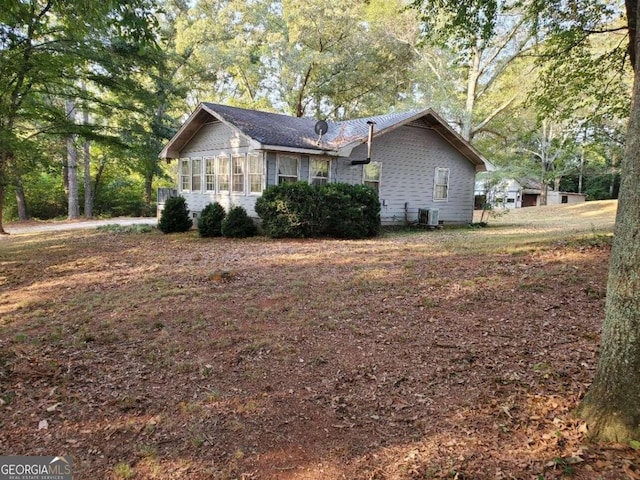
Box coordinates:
[351,121,376,165]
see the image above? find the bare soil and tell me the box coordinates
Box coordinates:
[1,200,639,479]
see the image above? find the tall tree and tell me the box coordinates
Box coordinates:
[0,0,159,233]
[518,118,580,204]
[81,82,92,219]
[65,99,80,219]
[179,0,420,119]
[412,0,640,442]
[415,0,536,140]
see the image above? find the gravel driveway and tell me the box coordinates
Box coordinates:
[1,217,158,235]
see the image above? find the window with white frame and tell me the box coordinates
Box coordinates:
[247,153,262,194]
[310,158,330,185]
[205,157,215,191]
[191,158,202,192]
[217,155,230,192]
[363,161,381,193]
[277,155,299,184]
[434,167,449,201]
[180,158,190,191]
[232,154,245,193]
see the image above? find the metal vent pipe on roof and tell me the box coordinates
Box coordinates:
[351,121,376,165]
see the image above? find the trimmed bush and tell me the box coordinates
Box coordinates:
[198,202,226,237]
[319,183,380,239]
[158,195,192,233]
[255,181,380,239]
[221,206,256,238]
[254,182,322,238]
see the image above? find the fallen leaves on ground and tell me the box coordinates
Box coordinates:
[0,208,637,479]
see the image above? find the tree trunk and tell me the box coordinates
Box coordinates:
[14,176,29,221]
[93,154,107,207]
[83,138,92,218]
[82,83,92,218]
[66,99,80,219]
[540,181,548,206]
[0,182,7,235]
[578,150,584,194]
[578,2,640,441]
[144,174,153,216]
[609,170,616,198]
[0,151,9,234]
[461,46,481,141]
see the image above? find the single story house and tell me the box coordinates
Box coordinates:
[474,176,586,209]
[159,103,491,225]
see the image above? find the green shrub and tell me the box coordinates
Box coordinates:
[158,196,192,233]
[319,183,380,239]
[255,181,380,239]
[221,206,256,238]
[197,202,226,237]
[254,182,322,238]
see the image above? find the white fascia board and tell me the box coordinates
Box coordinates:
[256,144,339,156]
[158,105,207,159]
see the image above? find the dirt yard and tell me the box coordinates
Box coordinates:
[1,200,638,479]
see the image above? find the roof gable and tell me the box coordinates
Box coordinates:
[159,103,489,170]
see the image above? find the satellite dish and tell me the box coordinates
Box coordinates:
[314,120,329,136]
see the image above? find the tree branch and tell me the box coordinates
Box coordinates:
[471,94,517,139]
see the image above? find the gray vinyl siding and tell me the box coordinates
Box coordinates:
[177,121,261,217]
[181,121,250,154]
[266,152,277,186]
[339,125,476,224]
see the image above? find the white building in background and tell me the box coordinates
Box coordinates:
[475,176,586,209]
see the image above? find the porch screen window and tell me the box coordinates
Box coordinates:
[232,155,245,193]
[310,159,329,185]
[278,155,299,184]
[191,158,202,192]
[434,167,449,201]
[180,158,190,191]
[248,154,262,194]
[364,162,381,193]
[205,157,215,191]
[217,155,230,192]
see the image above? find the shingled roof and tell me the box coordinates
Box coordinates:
[201,103,421,151]
[159,103,489,169]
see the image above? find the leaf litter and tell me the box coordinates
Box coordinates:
[0,210,638,479]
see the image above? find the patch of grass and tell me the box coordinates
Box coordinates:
[206,390,224,402]
[175,361,197,374]
[190,432,205,448]
[200,363,214,378]
[1,390,16,405]
[180,401,205,416]
[97,224,154,234]
[136,444,157,458]
[112,461,134,479]
[13,332,27,343]
[419,297,438,309]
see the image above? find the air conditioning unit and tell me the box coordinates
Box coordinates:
[427,209,439,227]
[418,208,428,225]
